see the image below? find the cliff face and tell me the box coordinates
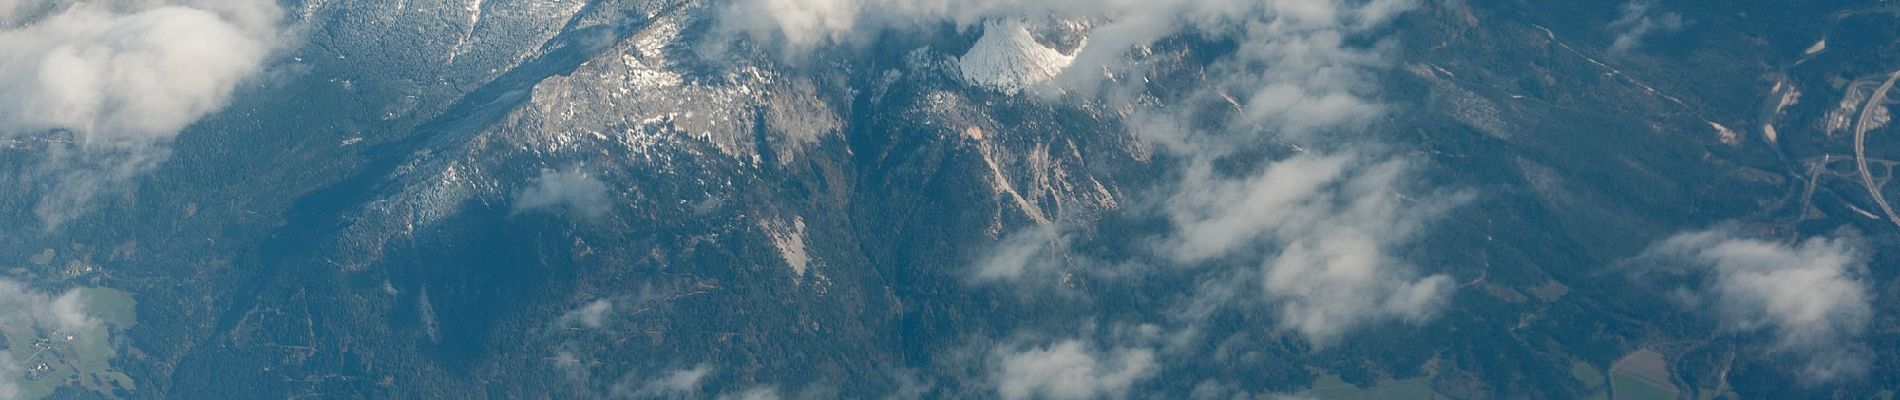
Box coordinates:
[141,1,1144,397]
[1,0,1893,399]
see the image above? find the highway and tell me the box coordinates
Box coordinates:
[1852,70,1900,228]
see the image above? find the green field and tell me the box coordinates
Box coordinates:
[0,287,138,399]
[1571,361,1610,400]
[1612,373,1676,400]
[1572,362,1605,388]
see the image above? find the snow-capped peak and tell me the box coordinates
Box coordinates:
[958,20,1078,94]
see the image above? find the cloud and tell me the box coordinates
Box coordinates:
[0,0,285,228]
[1638,226,1873,383]
[1104,0,1455,345]
[1158,153,1463,343]
[613,364,714,398]
[513,168,612,218]
[0,279,103,345]
[0,279,114,397]
[1607,0,1683,54]
[971,225,1063,281]
[653,365,714,394]
[992,339,1157,400]
[559,299,613,329]
[0,352,17,400]
[718,0,1415,95]
[716,387,780,400]
[724,0,1449,344]
[882,368,934,400]
[785,0,1453,344]
[549,350,586,381]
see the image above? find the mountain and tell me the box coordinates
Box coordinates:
[0,0,1896,399]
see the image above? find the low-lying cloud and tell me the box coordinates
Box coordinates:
[1607,0,1683,54]
[724,0,1450,349]
[971,225,1063,281]
[559,298,613,329]
[715,387,781,400]
[1160,153,1463,342]
[1638,226,1873,383]
[1116,0,1458,344]
[720,0,1415,96]
[0,279,114,398]
[0,0,285,228]
[992,339,1156,400]
[613,364,714,398]
[513,168,612,218]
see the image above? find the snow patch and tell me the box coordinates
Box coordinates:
[959,21,1076,94]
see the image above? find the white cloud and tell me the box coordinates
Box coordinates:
[653,365,714,393]
[0,0,285,228]
[513,168,612,218]
[559,299,613,329]
[614,364,714,399]
[882,368,934,400]
[718,0,1415,95]
[972,226,1062,281]
[723,0,1451,344]
[0,279,114,397]
[1640,226,1873,383]
[0,352,18,400]
[1160,153,1463,343]
[1607,0,1683,54]
[716,387,780,400]
[1107,0,1454,345]
[549,349,588,382]
[993,339,1156,400]
[0,279,102,344]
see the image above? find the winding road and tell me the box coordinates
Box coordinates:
[1852,70,1900,228]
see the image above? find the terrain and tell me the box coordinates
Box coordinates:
[1,0,1897,399]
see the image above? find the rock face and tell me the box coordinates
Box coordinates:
[3,1,1897,399]
[958,20,1078,94]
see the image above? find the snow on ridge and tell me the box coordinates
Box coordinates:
[958,20,1077,94]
